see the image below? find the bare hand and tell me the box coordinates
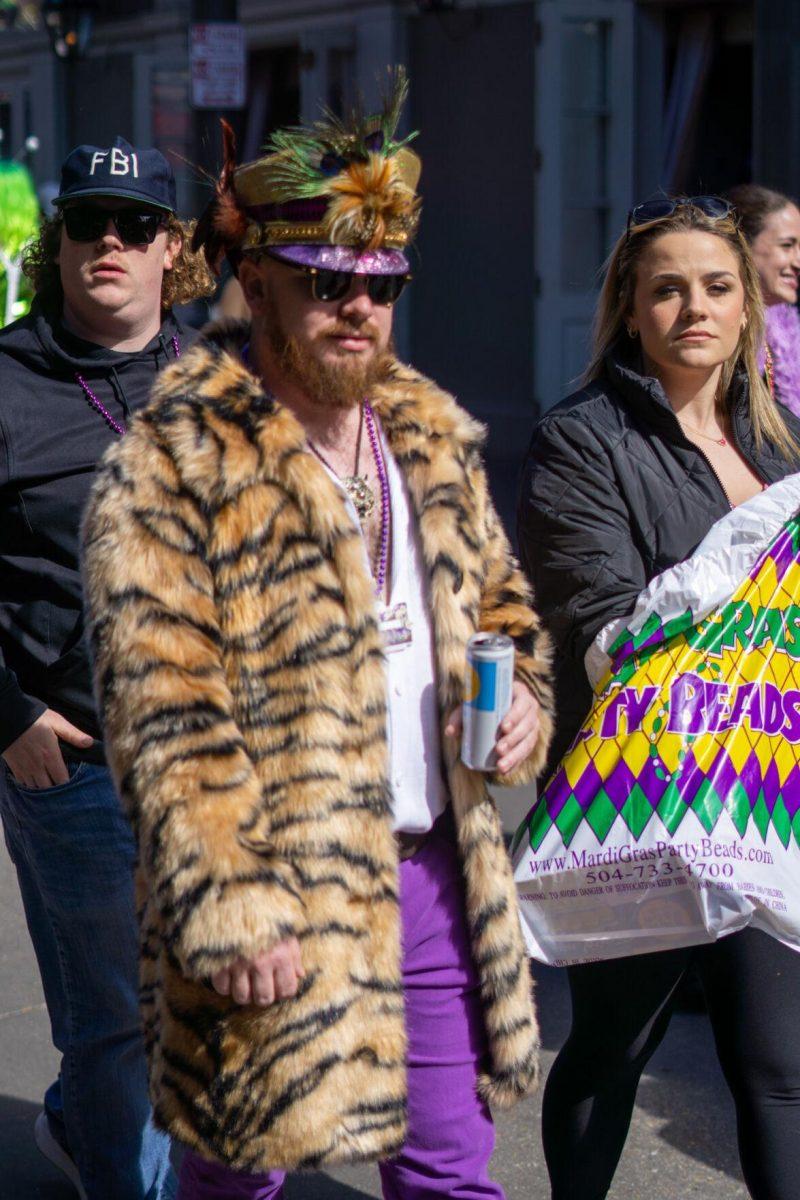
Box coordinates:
[445,681,540,776]
[494,682,540,774]
[2,709,94,789]
[211,938,304,1007]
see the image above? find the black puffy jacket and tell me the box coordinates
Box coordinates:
[517,338,800,777]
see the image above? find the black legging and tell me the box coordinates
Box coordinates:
[543,928,800,1200]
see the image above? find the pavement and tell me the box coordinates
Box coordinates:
[0,786,750,1199]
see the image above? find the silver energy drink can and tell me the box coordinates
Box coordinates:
[461,633,515,772]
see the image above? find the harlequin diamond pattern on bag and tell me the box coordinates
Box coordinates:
[520,515,800,856]
[514,478,800,966]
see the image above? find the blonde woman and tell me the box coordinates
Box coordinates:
[518,198,800,1200]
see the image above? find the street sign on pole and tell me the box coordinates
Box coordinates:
[190,22,246,110]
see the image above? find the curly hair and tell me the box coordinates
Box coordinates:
[22,214,216,309]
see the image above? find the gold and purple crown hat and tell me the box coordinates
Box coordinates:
[194,68,421,277]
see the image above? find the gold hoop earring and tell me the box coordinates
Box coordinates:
[627,326,638,339]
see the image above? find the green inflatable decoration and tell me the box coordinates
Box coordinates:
[0,162,39,327]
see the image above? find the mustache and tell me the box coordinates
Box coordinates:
[325,322,379,341]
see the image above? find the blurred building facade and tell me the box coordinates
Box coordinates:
[0,0,798,524]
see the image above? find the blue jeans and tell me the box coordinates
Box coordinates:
[0,760,175,1200]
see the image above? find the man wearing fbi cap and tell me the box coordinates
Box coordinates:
[82,76,553,1198]
[0,135,213,1199]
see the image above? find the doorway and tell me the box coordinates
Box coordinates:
[239,44,300,164]
[408,2,538,533]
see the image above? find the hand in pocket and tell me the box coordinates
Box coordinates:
[2,710,94,789]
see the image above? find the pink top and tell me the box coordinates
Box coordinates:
[757,303,800,417]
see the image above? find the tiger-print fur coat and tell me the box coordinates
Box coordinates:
[81,321,554,1173]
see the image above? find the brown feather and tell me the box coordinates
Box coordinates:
[327,155,419,249]
[191,119,249,274]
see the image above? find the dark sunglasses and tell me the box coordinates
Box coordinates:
[281,260,411,306]
[626,196,734,240]
[62,205,168,246]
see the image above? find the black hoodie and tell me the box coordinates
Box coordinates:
[0,299,197,754]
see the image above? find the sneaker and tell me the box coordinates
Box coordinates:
[33,1111,88,1200]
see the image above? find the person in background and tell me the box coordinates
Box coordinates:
[81,80,553,1200]
[0,135,213,1200]
[727,183,800,414]
[518,197,800,1200]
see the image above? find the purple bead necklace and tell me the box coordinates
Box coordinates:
[365,401,391,599]
[74,334,181,437]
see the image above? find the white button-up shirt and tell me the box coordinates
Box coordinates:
[320,427,448,833]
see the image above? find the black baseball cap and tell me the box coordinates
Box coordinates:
[54,136,176,213]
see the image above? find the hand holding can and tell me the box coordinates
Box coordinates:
[461,633,515,771]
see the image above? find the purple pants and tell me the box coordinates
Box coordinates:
[178,813,504,1199]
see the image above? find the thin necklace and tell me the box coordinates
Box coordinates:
[75,334,181,436]
[309,402,390,598]
[678,412,728,446]
[240,339,391,594]
[308,403,376,522]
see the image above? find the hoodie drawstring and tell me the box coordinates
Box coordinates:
[109,365,130,420]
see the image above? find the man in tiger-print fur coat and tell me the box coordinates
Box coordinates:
[82,78,554,1199]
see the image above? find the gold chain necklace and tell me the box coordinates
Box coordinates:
[307,403,376,522]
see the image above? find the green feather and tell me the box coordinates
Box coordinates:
[379,65,413,153]
[261,65,418,203]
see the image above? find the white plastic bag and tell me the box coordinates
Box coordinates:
[514,476,800,965]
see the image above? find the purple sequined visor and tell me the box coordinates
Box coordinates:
[266,243,410,276]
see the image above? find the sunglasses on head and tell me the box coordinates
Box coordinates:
[62,204,168,246]
[278,259,411,306]
[626,196,734,240]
